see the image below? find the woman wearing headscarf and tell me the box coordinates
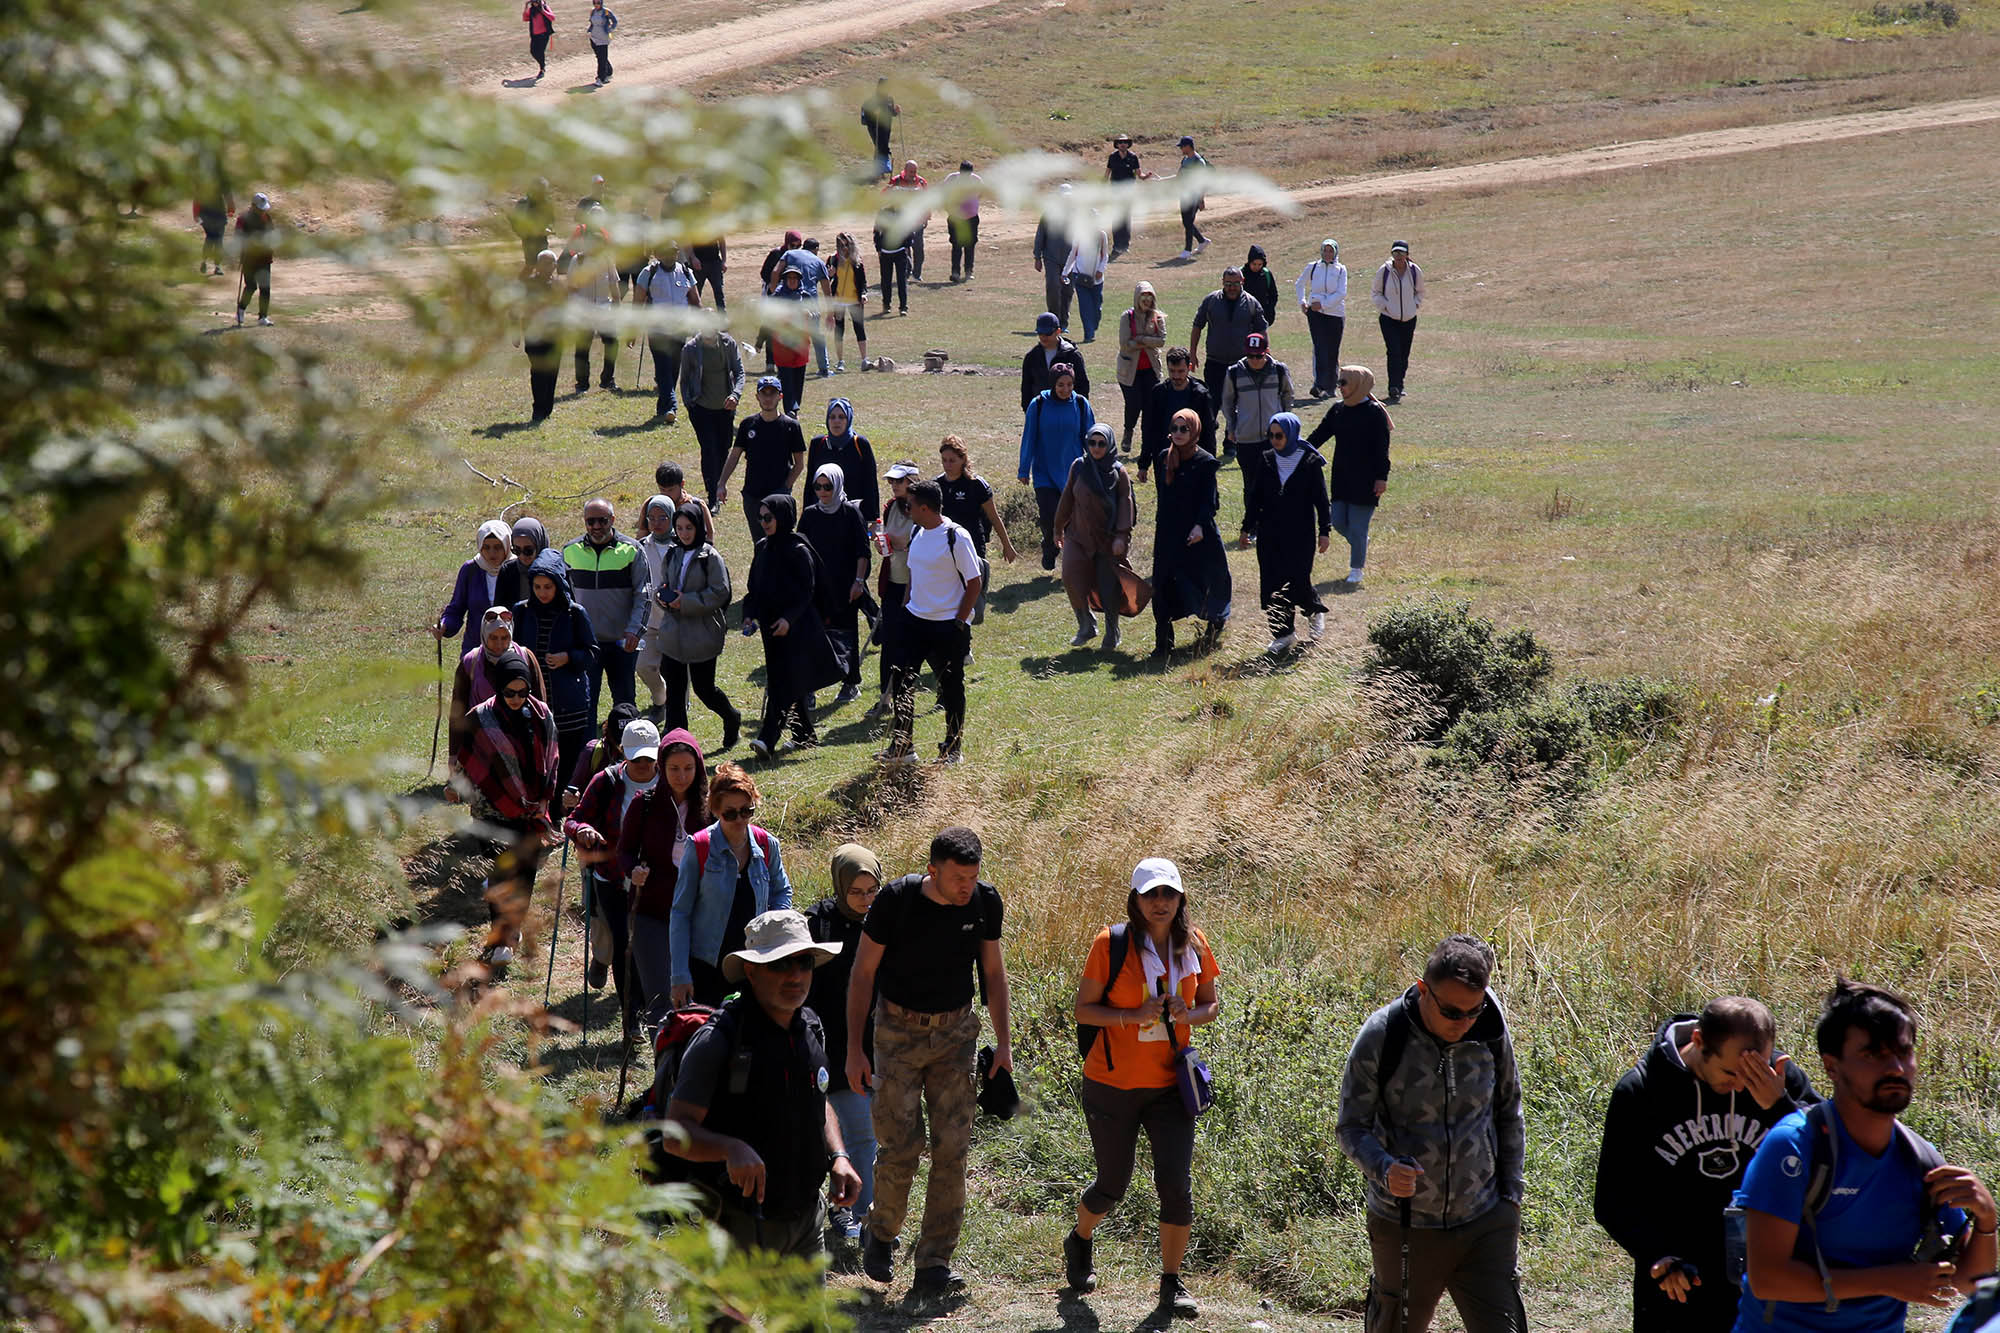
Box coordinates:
[1054,423,1136,651]
[669,761,792,1007]
[1019,363,1096,572]
[805,842,886,1241]
[448,607,548,774]
[616,727,708,1027]
[501,516,548,608]
[797,463,872,707]
[1243,244,1280,328]
[433,519,515,653]
[512,549,599,784]
[743,493,845,758]
[650,501,741,750]
[457,654,562,965]
[1305,365,1393,594]
[805,397,880,519]
[1149,408,1232,658]
[1115,282,1167,455]
[1239,411,1331,655]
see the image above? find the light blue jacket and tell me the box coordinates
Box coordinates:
[668,822,792,986]
[1018,390,1095,490]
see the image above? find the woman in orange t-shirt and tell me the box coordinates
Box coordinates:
[1063,857,1222,1320]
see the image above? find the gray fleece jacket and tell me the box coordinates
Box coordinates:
[1335,985,1526,1230]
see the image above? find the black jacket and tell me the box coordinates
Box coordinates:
[1020,339,1091,412]
[745,500,846,698]
[1306,397,1394,507]
[1594,1015,1818,1329]
[1239,445,1331,548]
[1140,376,1216,466]
[804,899,872,1094]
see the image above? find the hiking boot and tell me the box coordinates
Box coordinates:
[1041,550,1057,572]
[874,743,918,765]
[721,714,741,752]
[1159,1273,1197,1319]
[1063,1228,1097,1293]
[861,1232,895,1282]
[1264,631,1297,655]
[911,1267,966,1300]
[1102,618,1121,652]
[1310,611,1326,640]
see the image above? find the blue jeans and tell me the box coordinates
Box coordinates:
[1329,501,1375,569]
[830,1088,877,1221]
[1072,278,1104,341]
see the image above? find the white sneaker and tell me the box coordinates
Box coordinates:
[1264,632,1298,655]
[1346,573,1365,591]
[257,316,273,326]
[1310,611,1326,640]
[1176,249,1194,261]
[1195,238,1209,252]
[485,945,514,965]
[835,360,846,373]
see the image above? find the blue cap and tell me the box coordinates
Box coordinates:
[1035,312,1060,334]
[756,374,782,391]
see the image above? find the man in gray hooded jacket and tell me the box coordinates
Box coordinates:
[1336,934,1527,1333]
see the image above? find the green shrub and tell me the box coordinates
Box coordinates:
[1435,695,1595,783]
[1365,598,1554,740]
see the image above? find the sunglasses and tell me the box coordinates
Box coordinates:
[717,805,757,821]
[757,954,817,975]
[512,544,537,557]
[814,482,835,491]
[585,516,611,527]
[1170,424,1194,435]
[502,686,530,699]
[1429,990,1488,1023]
[1087,438,1110,449]
[1268,429,1287,439]
[1336,378,1352,387]
[759,513,776,523]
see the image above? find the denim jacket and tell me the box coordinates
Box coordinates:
[668,822,791,985]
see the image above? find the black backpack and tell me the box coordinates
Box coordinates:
[639,1003,743,1183]
[1374,993,1510,1102]
[1075,923,1133,1067]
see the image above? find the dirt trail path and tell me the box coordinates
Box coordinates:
[518,0,1018,104]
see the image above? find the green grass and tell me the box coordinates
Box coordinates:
[237,93,2000,1330]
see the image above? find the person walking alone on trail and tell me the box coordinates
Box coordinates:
[677,328,744,505]
[943,161,983,282]
[1220,330,1295,459]
[935,436,1018,626]
[1137,347,1216,483]
[563,717,660,1031]
[807,398,880,522]
[1188,267,1267,422]
[456,654,562,966]
[860,79,900,177]
[1032,183,1077,333]
[884,160,930,280]
[877,481,982,764]
[1169,136,1210,260]
[743,493,847,758]
[642,502,741,749]
[563,499,647,716]
[660,908,864,1285]
[616,727,707,1026]
[1730,978,1994,1333]
[1021,312,1092,412]
[1372,240,1424,404]
[636,244,700,423]
[1337,935,1528,1333]
[1243,245,1281,329]
[234,192,278,327]
[1296,239,1349,399]
[1149,408,1232,657]
[1104,133,1154,258]
[1305,365,1393,593]
[1594,997,1819,1333]
[193,177,233,276]
[806,843,887,1244]
[1115,282,1167,454]
[434,520,516,654]
[716,376,807,542]
[512,549,599,784]
[586,0,617,85]
[1063,209,1112,344]
[669,763,792,1007]
[522,0,555,79]
[825,234,869,372]
[516,249,565,422]
[846,827,1013,1300]
[1239,411,1330,654]
[1019,361,1096,574]
[1064,857,1222,1322]
[1055,424,1135,652]
[448,607,548,779]
[798,464,872,709]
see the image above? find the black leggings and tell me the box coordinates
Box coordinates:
[661,656,739,733]
[1181,205,1206,250]
[1120,366,1157,434]
[1080,1078,1195,1226]
[583,869,642,1026]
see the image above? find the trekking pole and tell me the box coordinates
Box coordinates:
[613,883,639,1109]
[425,634,444,780]
[580,866,595,1068]
[1397,1165,1414,1333]
[544,838,570,1006]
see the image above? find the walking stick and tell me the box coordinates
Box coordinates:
[543,838,570,1005]
[425,634,444,779]
[1398,1177,1414,1333]
[580,866,596,1068]
[613,895,638,1110]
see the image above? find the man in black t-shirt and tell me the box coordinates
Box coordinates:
[665,910,864,1272]
[715,375,807,542]
[845,826,1012,1301]
[1103,133,1153,258]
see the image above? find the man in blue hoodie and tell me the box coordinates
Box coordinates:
[1595,999,1819,1332]
[1017,361,1095,572]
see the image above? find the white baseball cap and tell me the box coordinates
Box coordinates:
[621,719,661,761]
[1131,857,1184,896]
[884,461,920,480]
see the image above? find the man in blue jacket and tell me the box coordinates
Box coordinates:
[562,499,648,715]
[1017,361,1095,572]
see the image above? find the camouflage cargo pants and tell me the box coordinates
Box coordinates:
[865,998,980,1269]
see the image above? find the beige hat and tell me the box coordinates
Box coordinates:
[721,909,840,982]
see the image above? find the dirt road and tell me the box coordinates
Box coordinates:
[518,0,1020,104]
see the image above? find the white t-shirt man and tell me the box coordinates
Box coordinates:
[904,518,983,622]
[638,260,698,309]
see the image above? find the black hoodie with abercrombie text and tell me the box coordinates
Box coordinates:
[1593,1014,1819,1332]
